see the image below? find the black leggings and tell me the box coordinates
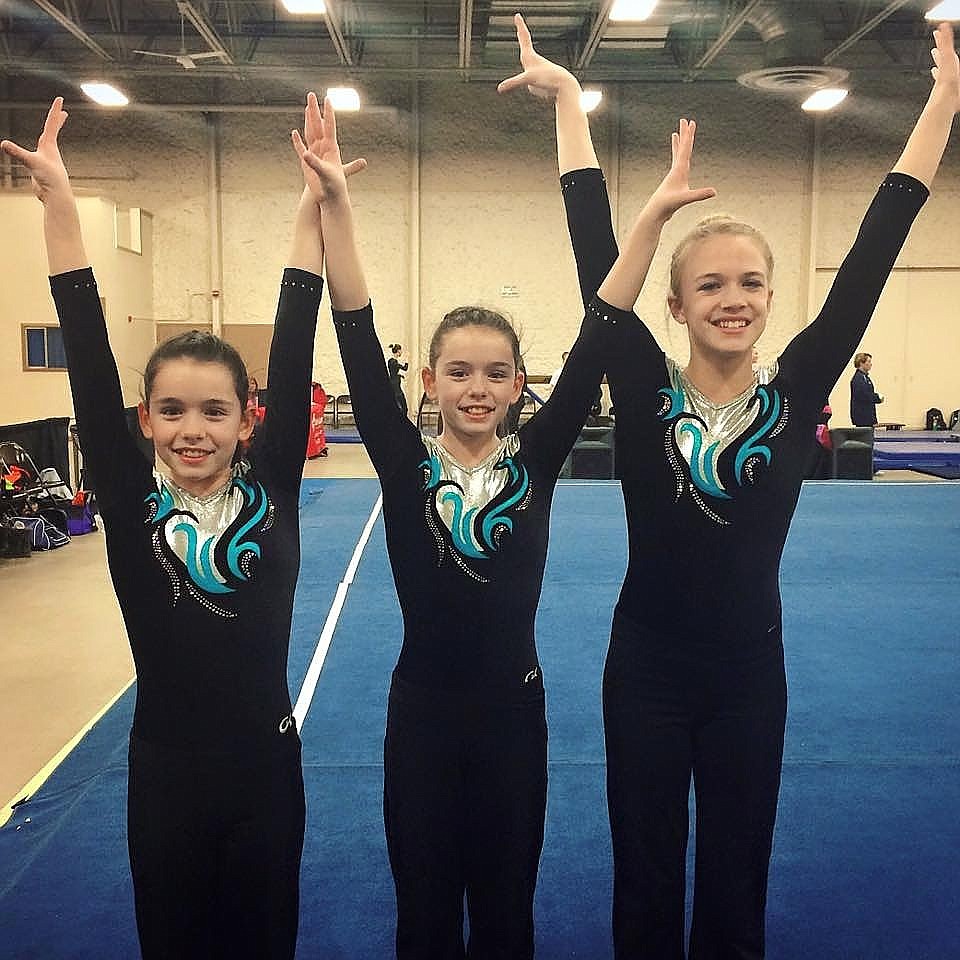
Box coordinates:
[603,614,787,960]
[383,674,548,960]
[127,732,305,960]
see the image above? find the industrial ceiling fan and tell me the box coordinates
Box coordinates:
[133,11,227,70]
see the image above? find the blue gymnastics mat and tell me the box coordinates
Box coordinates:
[1,480,958,958]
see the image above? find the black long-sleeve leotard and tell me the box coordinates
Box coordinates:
[563,168,927,649]
[332,299,614,693]
[51,267,323,753]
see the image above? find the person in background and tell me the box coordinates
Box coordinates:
[850,352,883,426]
[388,343,409,415]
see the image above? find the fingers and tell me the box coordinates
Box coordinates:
[322,96,338,146]
[935,21,954,57]
[497,72,529,94]
[343,157,367,178]
[0,138,30,163]
[291,129,308,160]
[304,91,322,144]
[515,13,533,50]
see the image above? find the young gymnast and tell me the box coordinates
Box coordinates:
[0,99,358,958]
[290,89,610,957]
[529,19,957,960]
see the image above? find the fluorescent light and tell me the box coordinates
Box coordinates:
[801,88,848,112]
[925,2,960,20]
[80,82,129,107]
[326,87,360,111]
[610,0,658,21]
[580,89,603,112]
[281,0,326,13]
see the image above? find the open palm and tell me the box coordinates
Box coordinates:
[292,93,366,205]
[931,22,959,114]
[0,97,72,203]
[497,13,578,100]
[648,119,717,222]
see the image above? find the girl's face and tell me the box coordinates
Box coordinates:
[138,357,255,497]
[668,234,772,362]
[421,325,523,447]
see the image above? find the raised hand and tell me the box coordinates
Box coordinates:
[0,98,72,204]
[646,119,716,224]
[931,21,959,114]
[292,92,367,207]
[497,12,580,101]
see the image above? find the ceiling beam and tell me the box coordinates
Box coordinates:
[692,0,764,73]
[323,0,353,66]
[823,0,912,65]
[28,0,113,60]
[177,1,233,63]
[575,0,615,72]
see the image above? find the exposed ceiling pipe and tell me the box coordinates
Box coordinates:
[575,0,615,72]
[28,0,114,60]
[323,0,353,66]
[176,0,232,64]
[693,0,765,72]
[823,0,913,65]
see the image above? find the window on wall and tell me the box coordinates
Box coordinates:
[22,324,67,371]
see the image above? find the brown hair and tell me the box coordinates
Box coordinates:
[669,215,774,301]
[853,352,872,369]
[427,306,522,370]
[143,331,249,408]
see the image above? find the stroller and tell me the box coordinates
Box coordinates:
[0,440,92,552]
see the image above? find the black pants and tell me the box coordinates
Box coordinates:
[393,385,408,416]
[603,614,787,960]
[383,674,548,959]
[127,731,305,960]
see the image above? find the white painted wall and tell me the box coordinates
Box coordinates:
[2,75,958,424]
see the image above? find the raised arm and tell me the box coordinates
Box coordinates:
[292,93,368,311]
[292,94,412,476]
[498,13,614,308]
[1,98,87,274]
[783,24,956,399]
[497,12,598,175]
[598,120,716,311]
[891,22,958,187]
[2,100,144,506]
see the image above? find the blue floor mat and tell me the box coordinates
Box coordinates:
[1,481,958,958]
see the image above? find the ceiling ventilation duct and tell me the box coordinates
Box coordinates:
[737,2,848,94]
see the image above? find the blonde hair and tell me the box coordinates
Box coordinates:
[853,352,872,369]
[669,216,774,301]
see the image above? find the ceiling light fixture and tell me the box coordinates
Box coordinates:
[925,2,960,20]
[326,87,360,111]
[801,88,849,112]
[580,89,603,112]
[80,82,129,107]
[281,0,327,13]
[610,0,658,22]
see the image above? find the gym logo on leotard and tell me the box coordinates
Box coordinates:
[419,441,531,583]
[144,468,275,617]
[658,361,788,525]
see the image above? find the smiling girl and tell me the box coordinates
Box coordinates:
[560,21,959,960]
[290,85,613,956]
[1,98,351,958]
